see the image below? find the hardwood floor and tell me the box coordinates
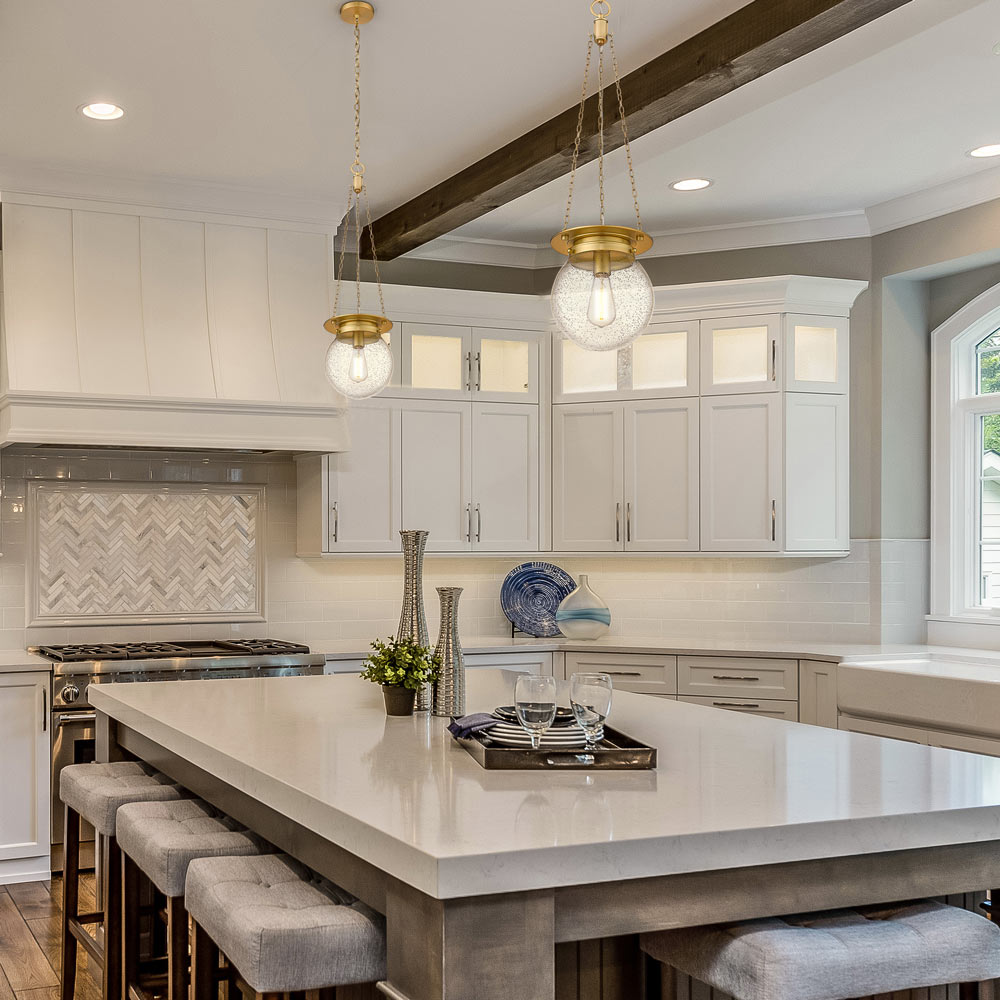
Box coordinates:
[0,877,101,1000]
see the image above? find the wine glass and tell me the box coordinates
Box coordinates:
[570,672,613,749]
[514,673,558,750]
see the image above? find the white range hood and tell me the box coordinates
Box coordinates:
[0,195,349,452]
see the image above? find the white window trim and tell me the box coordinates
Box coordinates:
[931,280,1000,626]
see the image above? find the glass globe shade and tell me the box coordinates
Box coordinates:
[325,336,393,399]
[551,257,654,351]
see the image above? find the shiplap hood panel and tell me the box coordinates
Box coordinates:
[0,196,349,451]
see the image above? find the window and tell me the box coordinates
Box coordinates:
[930,288,1000,625]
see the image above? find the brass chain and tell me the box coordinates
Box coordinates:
[597,44,605,226]
[351,17,363,178]
[354,191,362,314]
[332,185,355,318]
[608,32,643,232]
[563,33,594,229]
[362,184,387,319]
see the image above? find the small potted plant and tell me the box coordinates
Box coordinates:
[360,636,441,717]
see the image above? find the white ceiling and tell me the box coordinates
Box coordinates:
[1,0,998,256]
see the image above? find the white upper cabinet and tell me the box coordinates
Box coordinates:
[699,315,781,395]
[472,403,539,551]
[624,399,699,551]
[783,314,848,393]
[400,400,474,552]
[398,322,541,402]
[552,404,624,551]
[553,322,698,402]
[700,394,782,551]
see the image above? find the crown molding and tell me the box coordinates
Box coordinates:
[865,165,1000,236]
[0,160,346,229]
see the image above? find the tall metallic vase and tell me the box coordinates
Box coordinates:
[397,530,431,711]
[432,587,465,718]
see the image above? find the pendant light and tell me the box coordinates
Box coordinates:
[550,1,653,352]
[324,1,394,399]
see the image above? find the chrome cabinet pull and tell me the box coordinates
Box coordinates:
[771,500,776,542]
[770,338,777,381]
[615,502,621,543]
[476,503,482,543]
[42,688,47,732]
[475,352,481,392]
[605,670,642,677]
[57,712,97,727]
[713,702,760,709]
[331,502,339,544]
[713,674,760,682]
[465,352,472,391]
[626,502,632,543]
[466,503,472,542]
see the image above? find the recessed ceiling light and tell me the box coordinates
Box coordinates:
[671,178,712,191]
[80,102,124,120]
[969,144,1000,158]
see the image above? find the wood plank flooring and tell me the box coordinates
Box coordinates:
[0,877,101,1000]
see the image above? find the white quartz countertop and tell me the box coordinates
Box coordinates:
[90,669,1000,900]
[0,649,52,673]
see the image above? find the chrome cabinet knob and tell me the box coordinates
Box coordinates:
[62,684,80,704]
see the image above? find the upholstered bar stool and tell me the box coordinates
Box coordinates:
[640,899,1000,1000]
[184,854,386,1000]
[59,762,187,1000]
[116,799,270,1000]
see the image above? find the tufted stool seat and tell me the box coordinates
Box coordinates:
[116,799,271,1000]
[59,762,187,1000]
[640,899,1000,1000]
[185,853,386,999]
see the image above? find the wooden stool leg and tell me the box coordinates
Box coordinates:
[167,896,189,1000]
[104,836,123,1000]
[61,805,81,1000]
[190,919,220,1000]
[122,854,142,1000]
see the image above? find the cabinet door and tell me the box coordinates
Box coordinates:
[799,660,838,729]
[0,673,49,863]
[553,337,621,403]
[401,323,472,398]
[700,394,782,551]
[784,392,849,552]
[624,399,699,551]
[628,322,699,398]
[471,403,539,552]
[328,402,401,552]
[784,314,848,393]
[700,315,780,395]
[552,404,624,551]
[472,329,540,403]
[401,401,473,551]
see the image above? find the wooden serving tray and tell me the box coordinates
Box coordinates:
[456,725,656,770]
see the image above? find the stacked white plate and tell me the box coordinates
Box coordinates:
[483,720,588,749]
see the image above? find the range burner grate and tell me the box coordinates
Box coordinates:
[36,639,311,662]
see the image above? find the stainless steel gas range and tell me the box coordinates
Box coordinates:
[35,639,325,847]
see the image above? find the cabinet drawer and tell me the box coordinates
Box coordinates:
[564,652,677,695]
[464,653,553,675]
[677,656,797,701]
[679,695,797,722]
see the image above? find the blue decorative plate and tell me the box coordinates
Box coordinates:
[500,562,576,638]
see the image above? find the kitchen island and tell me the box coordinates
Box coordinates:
[90,669,1000,1000]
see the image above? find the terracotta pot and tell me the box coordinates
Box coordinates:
[382,684,416,717]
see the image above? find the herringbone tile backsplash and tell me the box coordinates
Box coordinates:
[29,482,264,624]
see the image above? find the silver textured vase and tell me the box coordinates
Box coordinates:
[397,530,431,710]
[432,587,465,718]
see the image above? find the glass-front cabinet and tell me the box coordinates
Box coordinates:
[699,315,781,395]
[395,323,540,402]
[783,314,848,392]
[553,321,698,401]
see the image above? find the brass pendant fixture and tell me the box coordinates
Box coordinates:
[324,0,394,399]
[550,0,654,352]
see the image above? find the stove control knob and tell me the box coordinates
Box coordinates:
[62,684,80,704]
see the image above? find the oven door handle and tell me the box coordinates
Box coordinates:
[56,712,96,727]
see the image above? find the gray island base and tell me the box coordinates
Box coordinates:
[90,670,1000,1000]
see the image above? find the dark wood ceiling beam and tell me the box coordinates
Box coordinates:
[363,0,913,260]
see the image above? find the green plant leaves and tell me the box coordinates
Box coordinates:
[359,636,442,691]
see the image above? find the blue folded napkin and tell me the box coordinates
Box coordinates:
[447,713,499,739]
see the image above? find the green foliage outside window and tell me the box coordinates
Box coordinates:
[978,333,1000,454]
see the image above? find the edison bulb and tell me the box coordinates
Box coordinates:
[587,272,616,327]
[551,257,653,351]
[326,336,393,399]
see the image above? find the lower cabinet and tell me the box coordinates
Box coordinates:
[0,670,51,884]
[563,652,677,697]
[838,713,1000,756]
[678,695,797,722]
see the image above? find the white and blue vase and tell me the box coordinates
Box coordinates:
[556,575,611,639]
